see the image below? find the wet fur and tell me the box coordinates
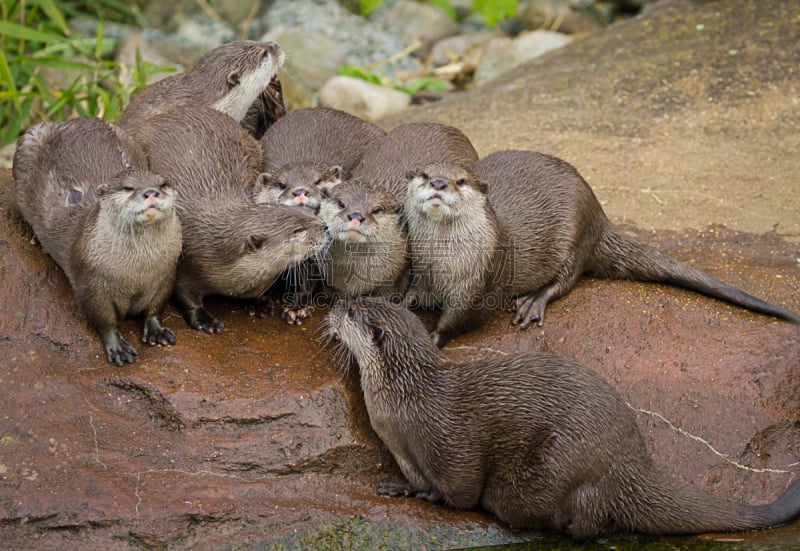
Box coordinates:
[327,296,800,538]
[129,107,325,332]
[120,40,283,129]
[318,180,409,299]
[352,122,478,200]
[405,151,800,346]
[12,117,181,365]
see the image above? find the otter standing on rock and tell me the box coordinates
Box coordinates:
[326,296,800,539]
[129,106,326,333]
[404,150,800,346]
[351,122,478,200]
[13,117,182,365]
[119,40,285,136]
[318,180,409,299]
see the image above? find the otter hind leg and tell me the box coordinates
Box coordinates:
[187,307,225,334]
[512,262,584,328]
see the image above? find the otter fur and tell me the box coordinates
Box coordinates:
[13,117,182,365]
[128,106,326,332]
[120,40,284,134]
[404,150,800,346]
[326,296,800,539]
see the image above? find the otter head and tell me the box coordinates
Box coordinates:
[202,41,285,123]
[253,163,343,211]
[97,170,177,227]
[326,296,442,376]
[319,180,401,244]
[405,162,487,221]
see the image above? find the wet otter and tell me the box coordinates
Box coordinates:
[318,180,409,299]
[260,107,386,177]
[404,151,800,346]
[13,117,182,365]
[119,40,284,135]
[252,163,343,212]
[326,296,800,538]
[128,106,326,332]
[351,122,478,200]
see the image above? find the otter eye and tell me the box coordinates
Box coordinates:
[314,179,323,187]
[337,200,345,210]
[347,306,355,319]
[122,186,135,192]
[371,207,383,215]
[421,172,430,180]
[456,178,466,187]
[277,182,286,190]
[159,181,171,190]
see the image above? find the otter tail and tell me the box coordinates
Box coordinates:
[589,225,800,323]
[620,472,800,536]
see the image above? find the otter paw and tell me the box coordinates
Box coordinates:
[511,294,547,329]
[102,331,138,366]
[143,316,177,346]
[246,295,275,318]
[188,308,224,334]
[281,305,314,326]
[378,481,416,498]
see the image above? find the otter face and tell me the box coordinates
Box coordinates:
[253,163,343,211]
[99,170,177,226]
[319,181,400,244]
[405,162,486,220]
[210,41,285,122]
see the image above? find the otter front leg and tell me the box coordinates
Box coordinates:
[142,315,177,346]
[174,276,224,334]
[512,264,583,328]
[431,300,488,348]
[80,291,137,365]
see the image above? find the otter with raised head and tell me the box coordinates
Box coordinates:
[119,40,285,136]
[318,180,408,299]
[404,151,800,346]
[326,296,800,539]
[252,163,343,212]
[351,122,478,200]
[13,117,182,365]
[129,106,326,332]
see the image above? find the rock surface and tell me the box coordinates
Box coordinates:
[1,0,799,549]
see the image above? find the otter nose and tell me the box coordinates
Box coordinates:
[143,189,159,200]
[430,179,448,191]
[347,212,365,224]
[292,188,309,198]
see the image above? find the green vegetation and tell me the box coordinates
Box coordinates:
[356,0,518,25]
[338,63,450,95]
[0,0,173,147]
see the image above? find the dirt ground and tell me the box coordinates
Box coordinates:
[1,0,798,549]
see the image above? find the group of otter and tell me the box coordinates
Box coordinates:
[11,41,800,540]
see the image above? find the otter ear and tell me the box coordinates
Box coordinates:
[244,234,270,252]
[327,165,344,181]
[368,320,385,345]
[227,70,241,87]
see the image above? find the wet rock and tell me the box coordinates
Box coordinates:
[318,75,411,120]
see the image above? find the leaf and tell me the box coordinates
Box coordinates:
[16,56,97,72]
[357,0,384,16]
[0,21,65,43]
[35,0,70,36]
[429,0,456,20]
[338,64,383,85]
[473,0,516,27]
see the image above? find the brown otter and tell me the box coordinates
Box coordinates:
[260,107,386,177]
[404,151,800,346]
[128,106,326,332]
[326,296,800,539]
[351,122,478,200]
[12,117,182,365]
[119,40,284,135]
[252,162,343,212]
[317,180,409,299]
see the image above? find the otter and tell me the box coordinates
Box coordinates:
[12,117,182,365]
[404,151,800,346]
[128,106,326,332]
[318,180,409,299]
[326,296,800,539]
[260,107,386,177]
[351,122,478,200]
[252,162,343,212]
[119,40,284,136]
